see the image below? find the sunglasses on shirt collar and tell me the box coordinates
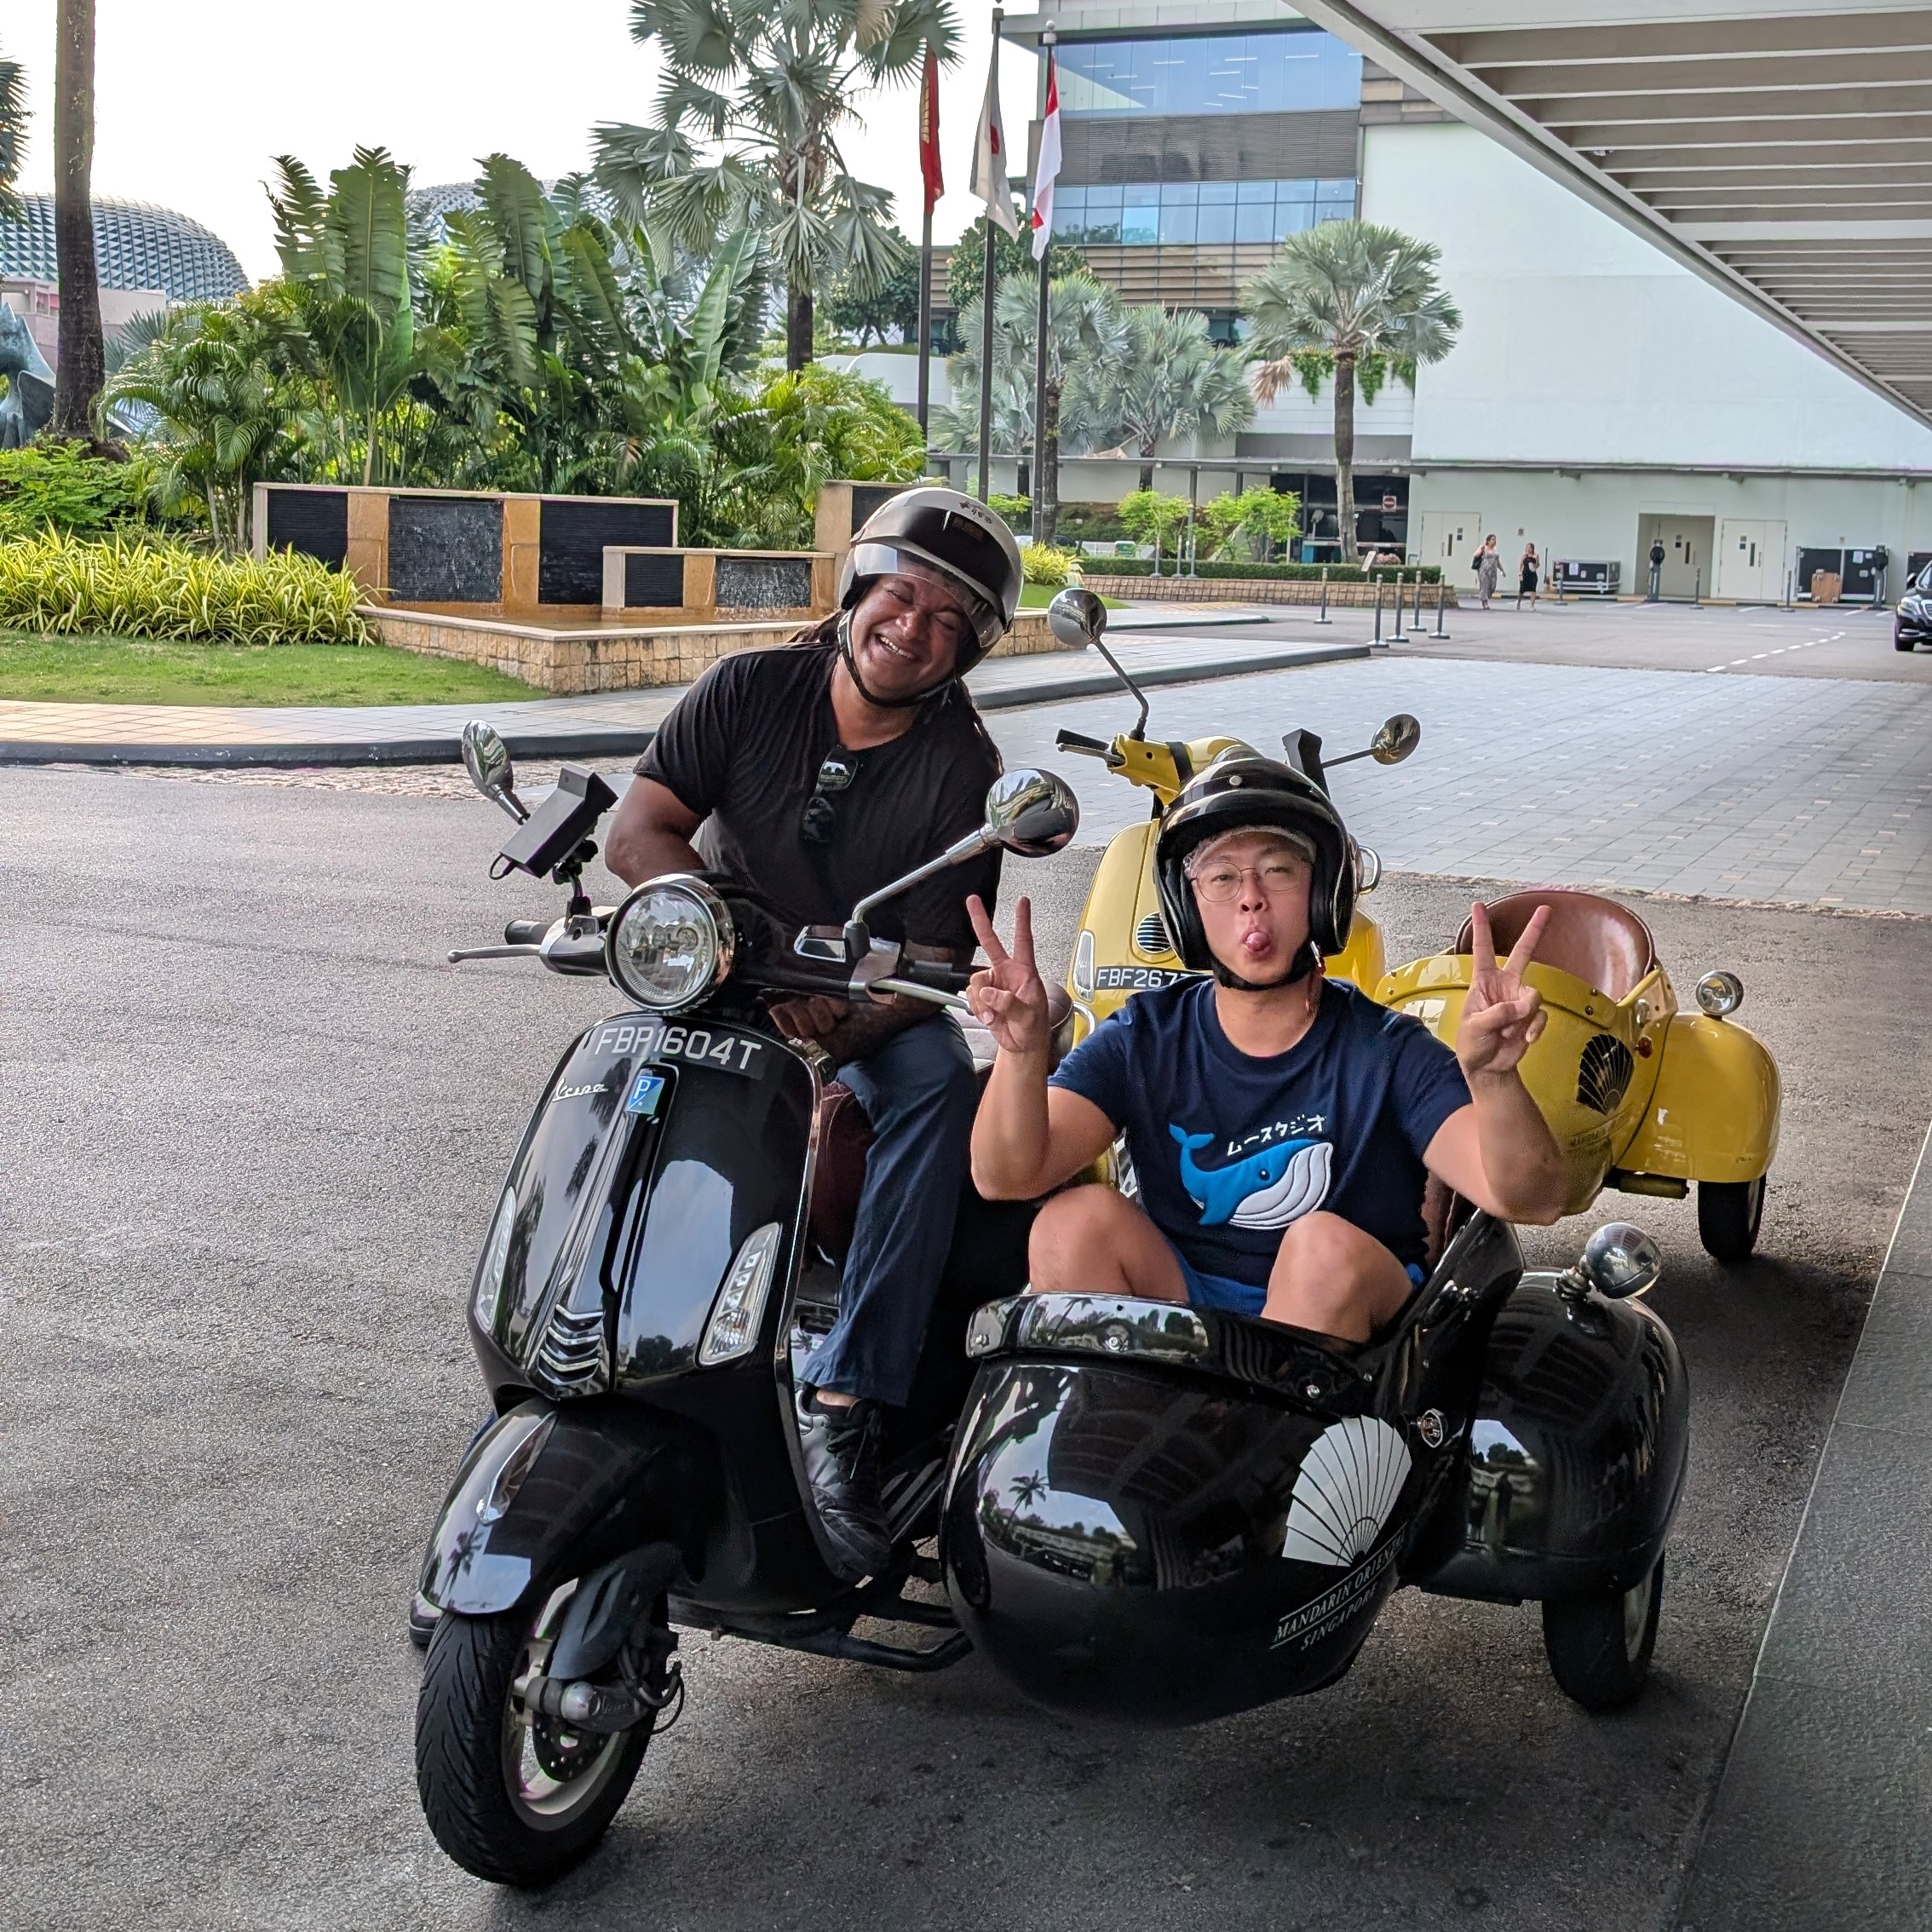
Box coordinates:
[800,752,856,848]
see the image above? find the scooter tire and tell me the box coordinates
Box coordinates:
[1698,1176,1766,1263]
[1541,1555,1664,1713]
[415,1601,653,1888]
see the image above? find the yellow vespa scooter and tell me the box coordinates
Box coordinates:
[1042,589,1780,1264]
[1044,588,1412,1025]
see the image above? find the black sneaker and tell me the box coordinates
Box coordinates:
[796,1390,892,1581]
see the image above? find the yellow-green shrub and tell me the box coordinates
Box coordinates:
[1021,541,1079,589]
[0,530,371,646]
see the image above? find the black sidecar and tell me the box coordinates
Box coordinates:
[940,1214,1688,1722]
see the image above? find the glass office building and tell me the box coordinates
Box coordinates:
[1055,31,1363,118]
[1052,178,1359,249]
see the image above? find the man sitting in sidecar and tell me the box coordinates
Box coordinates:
[968,756,1570,1338]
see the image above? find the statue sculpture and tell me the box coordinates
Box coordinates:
[0,304,57,448]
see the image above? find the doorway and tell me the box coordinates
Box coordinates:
[1417,509,1480,589]
[1716,519,1787,603]
[1636,515,1715,601]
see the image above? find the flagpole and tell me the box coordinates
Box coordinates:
[917,198,934,443]
[916,43,938,445]
[1032,26,1056,546]
[978,9,1004,503]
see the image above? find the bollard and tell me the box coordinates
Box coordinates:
[1693,568,1701,607]
[1315,566,1331,624]
[1391,572,1406,640]
[1785,567,1793,610]
[1413,569,1425,627]
[1373,577,1384,644]
[1434,576,1448,638]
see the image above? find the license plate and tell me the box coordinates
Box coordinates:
[589,1018,768,1078]
[1095,965,1187,990]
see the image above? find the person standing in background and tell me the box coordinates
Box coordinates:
[1647,536,1666,601]
[1475,534,1504,609]
[1516,542,1540,611]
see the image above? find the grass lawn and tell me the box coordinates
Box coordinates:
[1019,584,1125,608]
[0,630,542,706]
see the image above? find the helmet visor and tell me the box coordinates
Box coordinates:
[848,540,1004,652]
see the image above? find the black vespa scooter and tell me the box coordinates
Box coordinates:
[415,723,1689,1894]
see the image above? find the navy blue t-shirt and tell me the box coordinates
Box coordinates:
[1049,980,1471,1284]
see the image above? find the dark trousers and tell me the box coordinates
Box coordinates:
[800,1014,979,1407]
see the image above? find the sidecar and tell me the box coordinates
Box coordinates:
[1378,890,1780,1260]
[940,1215,1688,1723]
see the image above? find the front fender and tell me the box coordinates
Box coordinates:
[1615,1012,1780,1182]
[419,1399,716,1616]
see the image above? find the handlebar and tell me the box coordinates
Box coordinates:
[1055,727,1119,763]
[504,917,549,946]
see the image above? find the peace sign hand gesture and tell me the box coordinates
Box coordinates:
[1457,900,1550,1083]
[966,894,1052,1057]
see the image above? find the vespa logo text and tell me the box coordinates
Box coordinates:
[1269,1542,1396,1652]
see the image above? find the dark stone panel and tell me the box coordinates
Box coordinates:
[849,483,908,532]
[1062,110,1359,186]
[716,556,814,611]
[263,487,348,570]
[541,499,676,605]
[388,496,502,603]
[624,551,686,609]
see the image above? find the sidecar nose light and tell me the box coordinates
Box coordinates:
[1072,929,1095,998]
[607,876,733,1012]
[1695,970,1744,1017]
[699,1222,785,1366]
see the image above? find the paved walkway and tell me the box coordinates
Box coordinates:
[987,653,1932,915]
[0,630,1365,767]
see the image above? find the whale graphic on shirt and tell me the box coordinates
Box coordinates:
[1170,1128,1334,1231]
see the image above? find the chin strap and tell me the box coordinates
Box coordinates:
[1212,938,1323,992]
[836,607,957,710]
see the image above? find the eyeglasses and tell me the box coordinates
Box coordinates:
[1189,858,1307,903]
[800,753,856,848]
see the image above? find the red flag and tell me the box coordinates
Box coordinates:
[1030,49,1061,261]
[919,45,944,216]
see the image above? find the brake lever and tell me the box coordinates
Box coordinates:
[449,943,543,963]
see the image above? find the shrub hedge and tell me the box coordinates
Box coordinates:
[1021,542,1079,589]
[1091,558,1442,584]
[0,442,156,541]
[0,529,371,646]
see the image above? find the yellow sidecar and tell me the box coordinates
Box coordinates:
[1377,891,1779,1262]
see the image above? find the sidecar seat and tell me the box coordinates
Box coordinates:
[806,989,1073,1261]
[1457,890,1655,1003]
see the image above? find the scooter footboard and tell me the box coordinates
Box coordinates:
[1410,1275,1689,1605]
[419,1399,716,1617]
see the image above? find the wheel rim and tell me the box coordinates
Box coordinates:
[1621,1567,1655,1661]
[500,1590,631,1831]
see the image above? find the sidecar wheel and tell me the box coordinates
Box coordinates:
[1698,1176,1766,1263]
[415,1595,653,1888]
[1542,1555,1664,1712]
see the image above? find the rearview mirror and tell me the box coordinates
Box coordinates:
[1048,586,1107,650]
[1561,1223,1663,1302]
[984,768,1080,857]
[461,720,526,822]
[1371,713,1422,766]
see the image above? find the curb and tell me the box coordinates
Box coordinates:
[0,641,1371,770]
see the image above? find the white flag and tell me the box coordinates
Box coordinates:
[970,42,1020,238]
[1030,50,1061,262]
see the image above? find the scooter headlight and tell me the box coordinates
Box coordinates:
[607,875,734,1012]
[1695,970,1744,1017]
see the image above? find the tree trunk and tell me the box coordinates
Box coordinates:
[1331,348,1356,566]
[1137,456,1154,492]
[785,280,814,373]
[51,0,106,446]
[1038,377,1061,549]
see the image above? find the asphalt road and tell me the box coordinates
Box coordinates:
[3,762,1926,1931]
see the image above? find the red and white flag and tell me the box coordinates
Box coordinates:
[918,45,944,216]
[969,37,1020,237]
[1030,49,1061,261]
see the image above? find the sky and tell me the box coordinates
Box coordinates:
[3,1,1042,282]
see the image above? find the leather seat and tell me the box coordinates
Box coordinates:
[1455,889,1656,1002]
[805,988,1076,1261]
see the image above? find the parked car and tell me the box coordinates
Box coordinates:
[1895,564,1932,650]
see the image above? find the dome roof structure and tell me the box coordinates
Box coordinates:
[0,197,249,302]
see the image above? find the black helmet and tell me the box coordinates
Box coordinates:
[1155,753,1355,975]
[836,486,1024,704]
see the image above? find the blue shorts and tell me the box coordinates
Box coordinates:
[1166,1235,1425,1320]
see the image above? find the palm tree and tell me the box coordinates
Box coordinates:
[1072,307,1253,492]
[50,0,106,444]
[593,0,957,371]
[1242,221,1459,563]
[0,41,26,221]
[935,272,1126,545]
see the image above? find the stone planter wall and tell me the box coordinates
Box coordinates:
[1078,573,1459,609]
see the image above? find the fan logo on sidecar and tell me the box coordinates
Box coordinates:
[1270,1542,1399,1651]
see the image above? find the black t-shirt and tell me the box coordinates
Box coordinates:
[634,641,1002,949]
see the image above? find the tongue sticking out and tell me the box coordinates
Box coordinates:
[1241,927,1274,961]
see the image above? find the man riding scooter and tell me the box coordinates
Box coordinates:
[967,756,1569,1337]
[603,486,1023,1578]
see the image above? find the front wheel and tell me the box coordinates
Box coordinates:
[1895,630,1916,652]
[1542,1555,1665,1712]
[416,1590,654,1887]
[1699,1176,1766,1263]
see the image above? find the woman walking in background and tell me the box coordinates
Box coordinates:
[1475,534,1504,609]
[1516,542,1540,611]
